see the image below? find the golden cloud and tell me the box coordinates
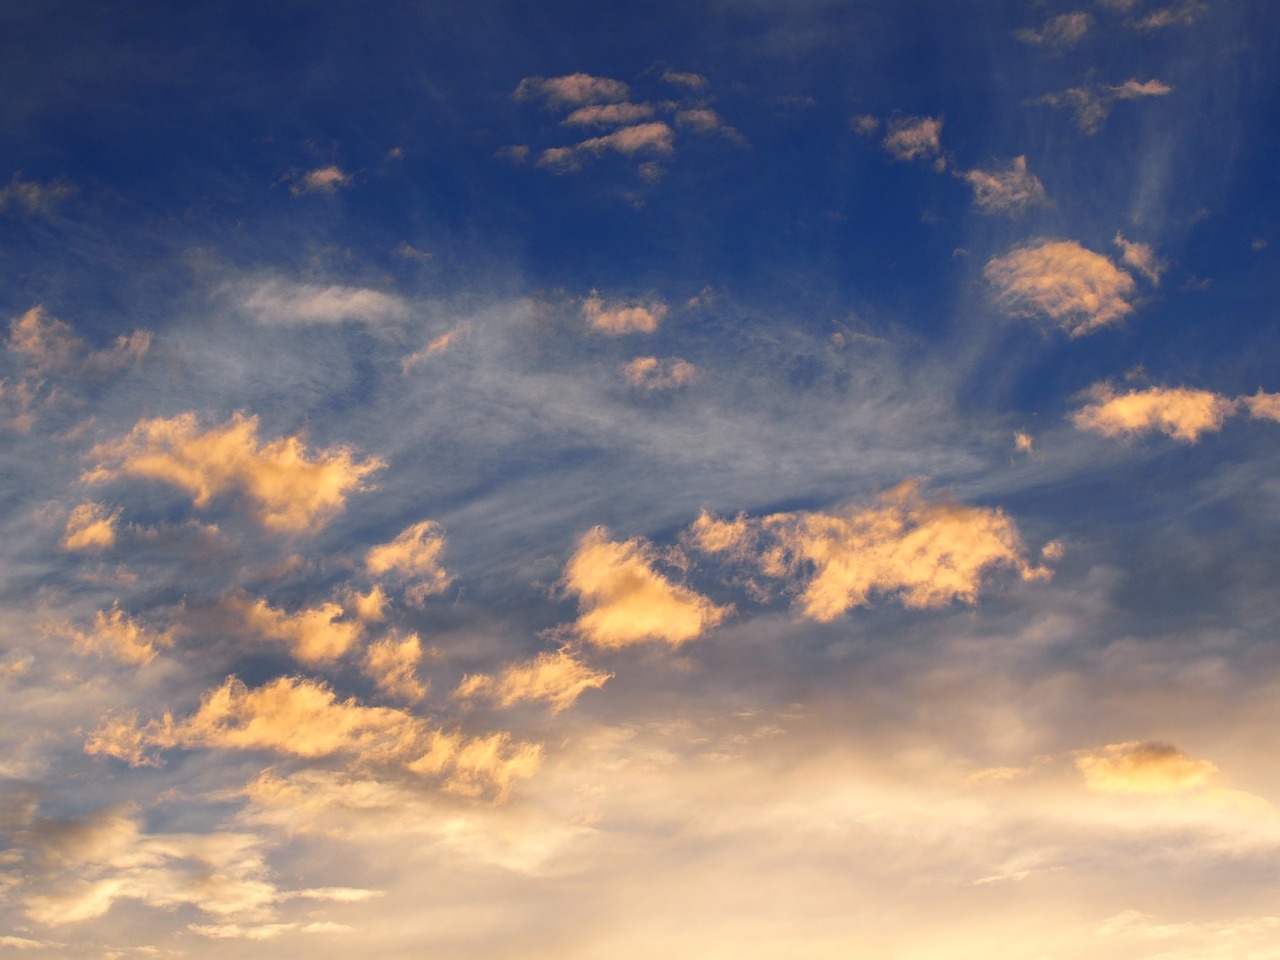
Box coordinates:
[401,323,470,374]
[1241,390,1280,423]
[562,102,656,127]
[455,648,612,715]
[985,239,1137,335]
[62,502,120,552]
[229,594,364,665]
[363,632,429,703]
[622,355,698,389]
[1113,232,1166,284]
[1076,740,1219,794]
[8,306,149,377]
[582,293,668,335]
[407,730,543,801]
[514,73,629,108]
[692,481,1051,622]
[83,412,384,533]
[52,605,174,666]
[564,527,729,648]
[1072,384,1237,442]
[959,156,1049,215]
[365,520,452,605]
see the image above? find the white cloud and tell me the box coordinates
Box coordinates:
[881,116,942,161]
[240,279,410,327]
[984,239,1137,335]
[959,156,1049,215]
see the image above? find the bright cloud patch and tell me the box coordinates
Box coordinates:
[230,595,364,664]
[8,305,150,377]
[290,166,352,195]
[83,412,385,533]
[562,102,656,127]
[365,520,451,603]
[241,279,409,327]
[960,156,1049,215]
[455,649,612,714]
[984,239,1137,335]
[538,122,676,172]
[692,481,1051,622]
[881,116,942,161]
[1072,384,1237,442]
[564,527,730,648]
[583,293,668,335]
[1076,741,1219,794]
[62,502,120,552]
[1242,390,1280,423]
[514,73,629,108]
[1113,232,1166,284]
[1037,78,1173,133]
[622,356,698,389]
[52,605,174,666]
[362,632,429,703]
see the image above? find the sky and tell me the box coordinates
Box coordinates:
[3,1,1280,957]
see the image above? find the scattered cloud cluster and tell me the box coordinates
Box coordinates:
[83,412,385,533]
[984,239,1139,335]
[1073,384,1280,442]
[1035,78,1173,134]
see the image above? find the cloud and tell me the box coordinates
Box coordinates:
[563,527,730,648]
[1036,78,1172,134]
[959,156,1049,216]
[582,293,668,335]
[984,239,1137,335]
[536,122,675,173]
[365,520,452,602]
[1242,390,1280,423]
[228,594,364,665]
[1131,2,1207,29]
[495,144,530,164]
[83,412,385,533]
[1015,12,1092,48]
[513,74,629,108]
[1014,431,1035,456]
[363,632,429,703]
[50,605,174,666]
[0,174,74,215]
[660,69,707,90]
[406,730,543,800]
[675,109,748,146]
[8,306,150,378]
[62,502,120,552]
[691,480,1052,622]
[240,279,410,327]
[1076,741,1219,794]
[851,114,880,136]
[562,102,656,127]
[881,116,942,161]
[1072,384,1238,442]
[400,323,470,374]
[454,648,612,714]
[290,166,352,195]
[621,356,699,389]
[1113,232,1166,284]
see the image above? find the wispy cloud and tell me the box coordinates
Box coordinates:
[514,73,629,108]
[537,122,675,173]
[562,102,656,127]
[61,502,120,553]
[959,156,1049,216]
[1113,232,1166,284]
[363,631,429,703]
[660,69,708,91]
[455,648,612,715]
[290,166,352,195]
[1036,78,1173,133]
[582,292,668,334]
[227,594,364,665]
[1076,740,1218,793]
[1015,12,1092,48]
[984,239,1137,335]
[881,115,943,162]
[48,605,174,666]
[0,174,74,215]
[365,520,452,604]
[621,356,699,389]
[83,412,385,533]
[240,279,410,327]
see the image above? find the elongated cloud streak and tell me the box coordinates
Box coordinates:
[241,280,409,327]
[83,412,385,533]
[564,528,729,648]
[1036,78,1172,133]
[514,73,629,108]
[1072,384,1237,442]
[62,502,120,552]
[985,239,1137,335]
[455,649,612,714]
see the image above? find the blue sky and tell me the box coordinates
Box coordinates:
[4,2,1280,957]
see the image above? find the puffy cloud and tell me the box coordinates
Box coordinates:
[1076,741,1219,794]
[582,293,668,335]
[400,323,470,374]
[61,502,119,552]
[513,73,629,108]
[349,584,388,622]
[50,605,174,666]
[290,166,352,195]
[406,730,543,800]
[229,595,364,664]
[881,116,942,161]
[0,174,74,215]
[363,632,429,702]
[1072,384,1237,442]
[984,239,1137,335]
[562,102,656,127]
[1242,390,1280,423]
[1015,12,1091,47]
[454,649,612,715]
[692,481,1052,622]
[1113,232,1166,284]
[83,412,385,533]
[564,527,730,648]
[365,520,451,602]
[1036,78,1172,134]
[622,356,699,389]
[240,279,410,327]
[959,156,1049,216]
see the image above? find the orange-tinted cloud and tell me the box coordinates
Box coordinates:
[8,306,150,377]
[1076,740,1218,794]
[1015,11,1091,47]
[882,116,942,161]
[583,293,668,335]
[51,605,174,666]
[514,73,629,108]
[290,166,352,195]
[62,502,120,552]
[365,520,451,603]
[1072,384,1237,442]
[1036,78,1172,134]
[564,527,729,648]
[1242,390,1280,423]
[959,156,1049,215]
[563,102,656,127]
[1113,232,1166,284]
[985,239,1137,335]
[363,631,429,702]
[622,356,698,389]
[83,412,384,533]
[401,323,470,374]
[454,648,612,714]
[228,594,364,664]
